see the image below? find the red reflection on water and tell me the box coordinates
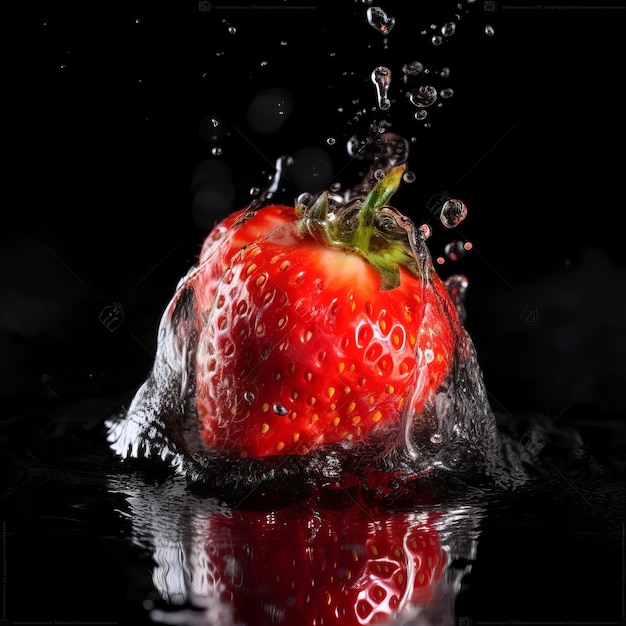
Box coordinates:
[184,493,446,625]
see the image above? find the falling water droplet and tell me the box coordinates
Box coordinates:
[272,403,289,416]
[441,22,456,36]
[244,391,255,403]
[414,110,428,121]
[326,137,336,145]
[402,60,424,76]
[444,240,466,261]
[431,35,443,46]
[221,20,237,35]
[211,146,222,156]
[484,24,495,36]
[402,170,416,184]
[430,432,444,444]
[374,168,385,181]
[408,85,438,108]
[440,88,454,99]
[366,6,395,35]
[440,198,468,228]
[371,66,391,111]
[440,66,451,78]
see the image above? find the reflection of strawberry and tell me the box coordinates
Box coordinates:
[167,165,463,459]
[192,497,446,626]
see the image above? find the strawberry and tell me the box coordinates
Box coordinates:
[107,163,503,489]
[192,165,462,459]
[178,495,447,626]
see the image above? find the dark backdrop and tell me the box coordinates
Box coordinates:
[6,0,626,422]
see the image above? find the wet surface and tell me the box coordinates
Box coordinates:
[2,398,624,625]
[5,2,626,625]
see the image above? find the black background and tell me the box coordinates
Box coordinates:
[6,0,626,420]
[3,3,626,624]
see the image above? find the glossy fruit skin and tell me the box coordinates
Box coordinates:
[106,167,506,490]
[163,199,462,460]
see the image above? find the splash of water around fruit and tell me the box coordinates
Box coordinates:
[106,141,516,499]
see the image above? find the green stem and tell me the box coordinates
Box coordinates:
[354,164,406,251]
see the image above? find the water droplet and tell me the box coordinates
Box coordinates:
[402,60,424,76]
[371,66,391,111]
[374,168,385,181]
[272,403,289,416]
[424,348,435,363]
[440,88,454,99]
[419,223,432,240]
[430,432,443,444]
[211,146,222,156]
[244,391,255,403]
[444,240,466,261]
[326,137,336,145]
[441,22,456,36]
[221,19,237,35]
[297,191,313,206]
[431,35,443,46]
[440,66,451,78]
[249,186,260,197]
[408,85,438,108]
[484,24,495,36]
[366,6,395,35]
[402,170,416,184]
[414,110,428,121]
[440,198,468,228]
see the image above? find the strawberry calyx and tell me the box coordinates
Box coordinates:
[297,164,423,290]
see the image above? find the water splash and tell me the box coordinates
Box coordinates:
[345,127,409,198]
[255,155,294,204]
[445,274,470,323]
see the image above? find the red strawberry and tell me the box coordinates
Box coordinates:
[183,497,447,626]
[107,163,503,487]
[189,165,462,459]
